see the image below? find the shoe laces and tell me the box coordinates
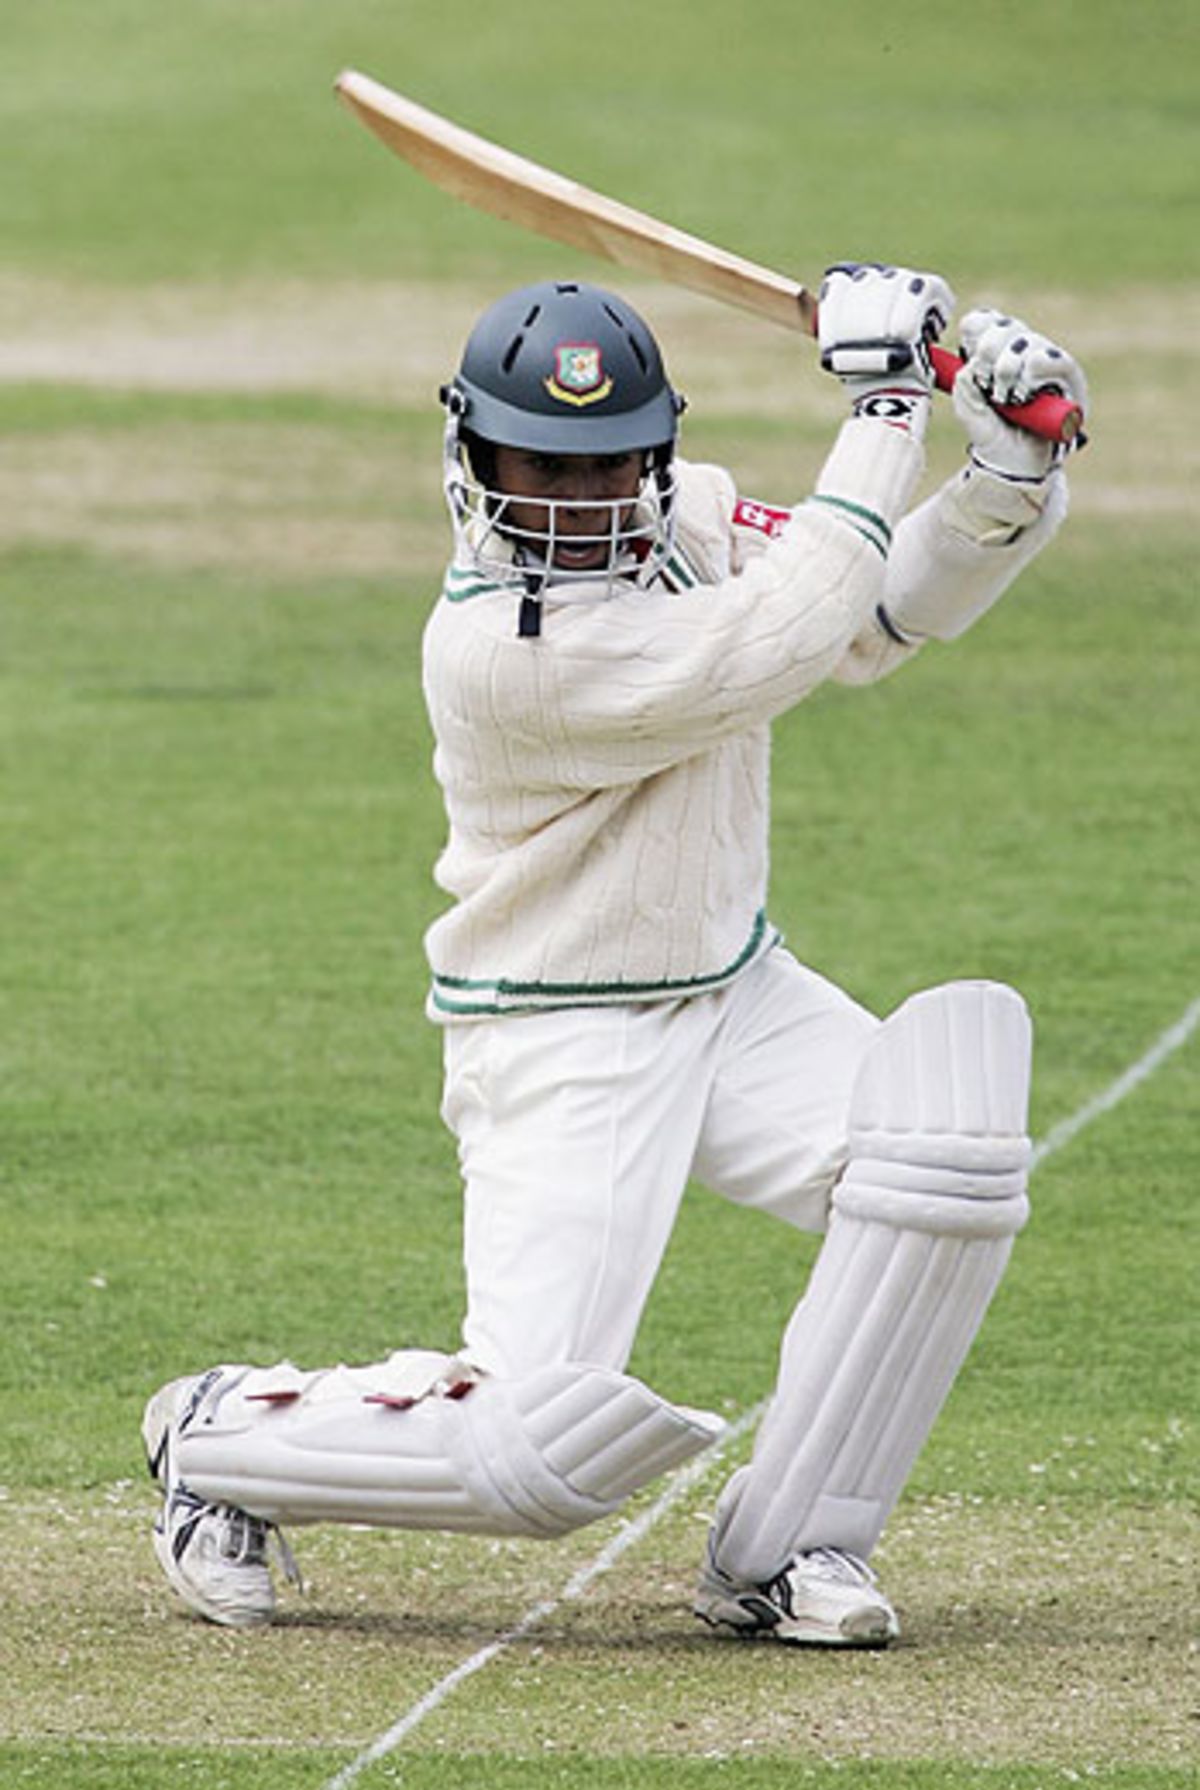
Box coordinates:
[219,1505,304,1591]
[793,1546,876,1586]
[759,1547,876,1614]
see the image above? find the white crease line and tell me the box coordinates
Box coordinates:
[323,1404,763,1790]
[1030,994,1200,1171]
[324,992,1199,1789]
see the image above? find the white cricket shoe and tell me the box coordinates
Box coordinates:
[142,1367,301,1628]
[695,1544,899,1647]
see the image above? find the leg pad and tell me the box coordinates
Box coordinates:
[712,980,1031,1582]
[178,1360,723,1538]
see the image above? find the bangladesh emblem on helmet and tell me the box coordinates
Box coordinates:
[544,342,614,407]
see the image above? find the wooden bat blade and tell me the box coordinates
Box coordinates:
[334,70,1082,445]
[335,70,816,334]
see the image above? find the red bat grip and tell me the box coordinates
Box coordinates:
[928,344,1083,445]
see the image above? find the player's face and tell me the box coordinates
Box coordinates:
[492,446,644,572]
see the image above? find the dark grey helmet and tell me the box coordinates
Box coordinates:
[442,279,684,455]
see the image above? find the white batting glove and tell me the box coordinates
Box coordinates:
[953,308,1089,482]
[819,262,956,439]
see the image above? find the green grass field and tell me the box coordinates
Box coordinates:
[2,2,1197,1785]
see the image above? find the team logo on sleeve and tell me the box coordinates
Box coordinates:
[733,497,791,539]
[544,342,614,407]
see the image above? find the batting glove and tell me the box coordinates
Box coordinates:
[819,262,956,438]
[953,308,1089,482]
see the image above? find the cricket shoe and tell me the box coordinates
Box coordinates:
[143,1367,302,1628]
[695,1544,899,1647]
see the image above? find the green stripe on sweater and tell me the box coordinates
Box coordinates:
[806,493,892,558]
[442,566,505,603]
[431,911,779,1015]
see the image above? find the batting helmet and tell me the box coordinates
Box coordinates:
[443,279,683,454]
[440,281,685,598]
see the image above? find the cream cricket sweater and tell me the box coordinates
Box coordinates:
[421,418,1066,1018]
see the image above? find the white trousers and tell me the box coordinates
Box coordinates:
[442,946,877,1377]
[170,959,1025,1576]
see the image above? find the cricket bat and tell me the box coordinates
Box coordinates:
[334,69,1083,444]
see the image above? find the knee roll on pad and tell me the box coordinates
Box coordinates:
[178,1362,724,1538]
[838,978,1032,1237]
[711,980,1033,1582]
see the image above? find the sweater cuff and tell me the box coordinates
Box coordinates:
[803,418,926,560]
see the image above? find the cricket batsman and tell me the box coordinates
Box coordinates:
[143,264,1087,1645]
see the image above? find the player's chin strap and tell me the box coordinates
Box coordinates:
[512,528,662,636]
[710,979,1032,1583]
[517,578,544,639]
[176,1354,725,1538]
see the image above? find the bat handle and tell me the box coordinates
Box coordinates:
[928,344,1084,446]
